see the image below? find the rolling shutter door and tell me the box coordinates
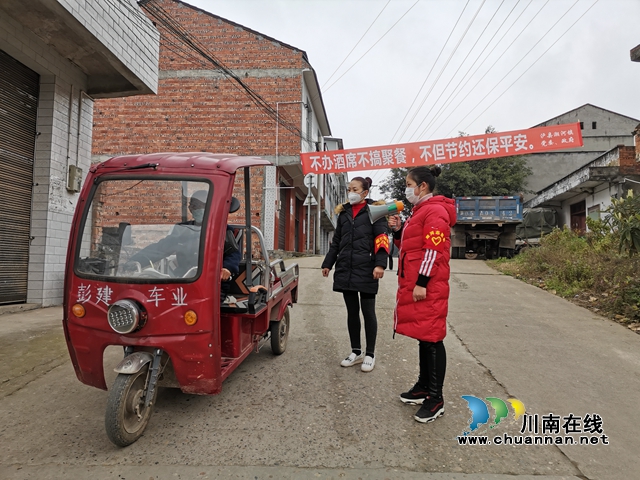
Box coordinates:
[0,50,39,304]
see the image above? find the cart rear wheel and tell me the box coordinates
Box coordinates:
[105,367,154,447]
[270,308,290,355]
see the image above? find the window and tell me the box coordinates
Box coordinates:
[588,204,600,221]
[592,121,597,129]
[580,122,584,129]
[75,179,211,281]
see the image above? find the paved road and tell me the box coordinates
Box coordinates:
[0,257,637,479]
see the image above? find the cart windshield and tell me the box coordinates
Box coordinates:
[75,179,211,281]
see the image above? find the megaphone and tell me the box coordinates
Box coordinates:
[368,200,405,223]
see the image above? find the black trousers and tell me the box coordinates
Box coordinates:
[342,291,377,356]
[418,340,446,399]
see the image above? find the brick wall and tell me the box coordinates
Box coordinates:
[619,145,640,175]
[92,76,302,156]
[92,0,310,247]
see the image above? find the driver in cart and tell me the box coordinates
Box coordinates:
[127,190,241,299]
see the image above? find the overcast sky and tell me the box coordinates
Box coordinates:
[185,0,640,196]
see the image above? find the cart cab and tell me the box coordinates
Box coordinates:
[63,153,297,403]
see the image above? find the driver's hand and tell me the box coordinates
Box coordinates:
[221,268,232,281]
[121,261,140,273]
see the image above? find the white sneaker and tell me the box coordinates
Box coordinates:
[361,355,375,372]
[340,352,364,367]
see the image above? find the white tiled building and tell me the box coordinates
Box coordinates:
[525,139,640,232]
[0,0,159,307]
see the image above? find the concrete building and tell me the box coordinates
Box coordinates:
[91,0,346,256]
[525,127,640,232]
[524,104,639,200]
[0,0,159,307]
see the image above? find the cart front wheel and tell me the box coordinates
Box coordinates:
[270,308,290,355]
[105,367,154,447]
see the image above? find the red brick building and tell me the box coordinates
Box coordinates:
[92,0,345,253]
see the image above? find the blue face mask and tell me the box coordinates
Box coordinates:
[192,209,205,224]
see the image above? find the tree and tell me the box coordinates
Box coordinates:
[378,126,532,202]
[379,167,410,202]
[436,155,532,198]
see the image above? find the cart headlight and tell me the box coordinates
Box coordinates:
[107,300,142,334]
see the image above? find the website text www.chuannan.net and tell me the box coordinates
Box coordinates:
[457,433,610,446]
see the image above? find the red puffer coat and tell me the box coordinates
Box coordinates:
[394,195,456,342]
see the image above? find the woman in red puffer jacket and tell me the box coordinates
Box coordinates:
[388,166,456,424]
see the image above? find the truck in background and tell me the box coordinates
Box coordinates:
[451,196,523,259]
[514,207,559,253]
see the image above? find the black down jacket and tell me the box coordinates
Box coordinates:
[321,199,389,295]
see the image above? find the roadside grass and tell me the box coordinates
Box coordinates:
[488,227,640,332]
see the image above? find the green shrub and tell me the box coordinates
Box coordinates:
[603,189,640,256]
[489,223,640,323]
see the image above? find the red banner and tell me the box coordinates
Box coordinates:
[300,123,583,175]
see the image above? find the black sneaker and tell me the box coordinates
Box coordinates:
[399,383,429,405]
[414,396,444,423]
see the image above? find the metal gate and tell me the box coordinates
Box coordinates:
[0,50,39,304]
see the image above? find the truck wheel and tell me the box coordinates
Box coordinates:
[105,368,154,447]
[270,308,290,355]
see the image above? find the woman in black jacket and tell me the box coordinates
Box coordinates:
[321,177,389,372]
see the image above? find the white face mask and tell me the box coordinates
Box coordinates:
[348,192,363,205]
[191,209,205,224]
[405,187,420,205]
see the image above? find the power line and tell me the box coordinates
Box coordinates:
[427,0,547,138]
[416,0,524,140]
[447,0,581,136]
[398,0,488,143]
[407,0,508,143]
[423,0,533,139]
[321,0,391,89]
[132,1,353,197]
[323,0,421,93]
[139,0,307,142]
[460,0,600,133]
[108,0,155,30]
[389,0,470,145]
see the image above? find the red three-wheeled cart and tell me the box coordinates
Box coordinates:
[63,152,299,446]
